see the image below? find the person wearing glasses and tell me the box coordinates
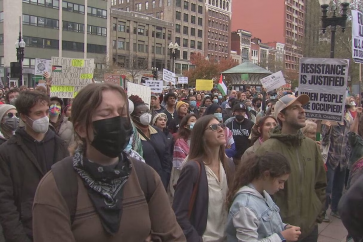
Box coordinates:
[173,115,235,242]
[0,104,19,145]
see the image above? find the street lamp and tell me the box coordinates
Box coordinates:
[15,35,25,87]
[319,0,351,58]
[168,42,180,73]
[151,67,158,80]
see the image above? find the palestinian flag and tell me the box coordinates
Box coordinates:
[217,74,227,96]
[52,65,62,72]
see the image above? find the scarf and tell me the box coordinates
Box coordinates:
[73,149,131,234]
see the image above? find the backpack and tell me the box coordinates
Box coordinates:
[51,157,155,224]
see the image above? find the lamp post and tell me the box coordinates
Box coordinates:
[318,0,351,58]
[168,42,179,74]
[151,67,158,80]
[15,34,25,87]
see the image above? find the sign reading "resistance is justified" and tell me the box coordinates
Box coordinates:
[299,58,349,122]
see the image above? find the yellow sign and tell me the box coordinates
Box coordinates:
[196,79,213,91]
[71,59,85,67]
[80,73,93,79]
[50,86,75,92]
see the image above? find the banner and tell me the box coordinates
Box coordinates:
[298,58,349,122]
[163,69,176,85]
[50,57,95,98]
[127,82,151,107]
[35,59,52,75]
[178,77,188,84]
[196,79,213,91]
[260,71,286,92]
[352,10,363,63]
[145,80,163,93]
[104,74,124,87]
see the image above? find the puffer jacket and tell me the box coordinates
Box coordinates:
[255,127,327,240]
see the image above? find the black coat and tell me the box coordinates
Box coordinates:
[0,128,69,242]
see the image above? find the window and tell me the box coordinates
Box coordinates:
[183,26,188,35]
[159,0,162,7]
[183,51,188,60]
[176,24,181,33]
[190,40,195,48]
[175,37,180,45]
[197,41,202,50]
[88,6,107,18]
[176,11,181,20]
[183,38,188,47]
[152,0,155,8]
[191,15,196,24]
[138,28,145,35]
[198,17,202,26]
[198,5,203,14]
[24,36,59,49]
[87,43,107,53]
[191,3,196,11]
[136,3,142,11]
[145,1,149,9]
[138,42,144,52]
[184,1,189,10]
[198,29,202,38]
[156,44,162,54]
[191,28,195,36]
[183,13,188,22]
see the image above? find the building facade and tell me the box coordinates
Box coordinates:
[112,0,205,75]
[205,0,231,60]
[231,0,304,76]
[0,0,110,87]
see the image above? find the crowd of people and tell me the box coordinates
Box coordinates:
[0,82,361,242]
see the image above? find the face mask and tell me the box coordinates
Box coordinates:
[350,101,356,106]
[27,116,49,133]
[214,113,223,122]
[49,104,61,117]
[139,113,152,126]
[91,116,132,158]
[235,115,244,122]
[189,122,195,130]
[10,98,17,106]
[256,103,262,108]
[189,100,196,107]
[213,99,219,103]
[124,133,134,152]
[218,95,222,99]
[4,116,19,131]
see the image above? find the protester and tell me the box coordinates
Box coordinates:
[241,115,277,163]
[163,92,177,131]
[63,104,72,119]
[302,120,318,142]
[0,91,69,241]
[345,96,357,123]
[151,94,165,115]
[222,97,236,122]
[201,96,212,107]
[5,88,19,105]
[130,95,172,188]
[226,152,301,242]
[198,105,207,117]
[19,85,28,92]
[187,95,199,117]
[255,94,327,241]
[196,93,202,107]
[49,97,74,146]
[0,104,19,145]
[173,115,235,242]
[32,83,184,241]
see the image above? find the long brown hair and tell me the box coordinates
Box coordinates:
[177,114,197,140]
[227,152,291,207]
[250,115,277,144]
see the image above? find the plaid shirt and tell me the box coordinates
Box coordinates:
[322,119,351,169]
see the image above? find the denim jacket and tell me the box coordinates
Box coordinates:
[226,185,286,242]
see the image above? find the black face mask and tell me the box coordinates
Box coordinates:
[91,116,133,158]
[235,115,244,122]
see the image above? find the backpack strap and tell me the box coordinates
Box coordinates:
[188,161,201,219]
[51,157,78,224]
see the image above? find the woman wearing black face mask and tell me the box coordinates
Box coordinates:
[33,83,185,242]
[129,95,173,189]
[0,104,19,145]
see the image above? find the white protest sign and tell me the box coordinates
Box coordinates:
[260,71,286,92]
[35,59,52,75]
[298,58,349,122]
[352,10,363,64]
[163,69,176,85]
[127,82,151,107]
[178,77,189,84]
[145,80,163,93]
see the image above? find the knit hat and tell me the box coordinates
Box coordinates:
[0,104,16,121]
[152,113,168,125]
[176,101,188,112]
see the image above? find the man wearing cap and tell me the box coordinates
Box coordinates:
[226,102,254,165]
[256,94,327,242]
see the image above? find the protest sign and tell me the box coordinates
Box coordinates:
[127,82,151,107]
[298,58,349,122]
[260,71,286,92]
[50,57,95,98]
[352,10,363,63]
[104,74,124,87]
[145,80,163,93]
[35,59,52,75]
[178,77,188,84]
[163,69,176,85]
[196,79,213,91]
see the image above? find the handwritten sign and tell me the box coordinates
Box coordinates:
[260,71,286,92]
[196,79,213,91]
[127,82,151,107]
[298,58,349,122]
[163,69,176,85]
[35,59,52,75]
[145,80,163,93]
[72,59,85,67]
[50,85,84,98]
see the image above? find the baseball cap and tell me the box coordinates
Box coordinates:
[274,94,309,119]
[232,103,247,112]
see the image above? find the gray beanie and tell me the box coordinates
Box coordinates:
[0,104,16,121]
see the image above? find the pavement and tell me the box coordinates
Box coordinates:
[318,213,348,242]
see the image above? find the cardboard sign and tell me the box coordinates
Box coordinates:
[352,10,363,64]
[35,59,52,75]
[104,74,123,86]
[127,82,151,107]
[298,58,349,122]
[178,77,189,84]
[196,79,213,91]
[145,80,163,93]
[260,71,286,92]
[163,69,176,85]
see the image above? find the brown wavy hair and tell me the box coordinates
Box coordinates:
[250,115,277,144]
[227,152,291,207]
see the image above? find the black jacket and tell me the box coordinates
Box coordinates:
[226,118,254,159]
[0,128,69,242]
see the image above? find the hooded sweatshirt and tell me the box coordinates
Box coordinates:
[227,118,254,159]
[255,127,327,240]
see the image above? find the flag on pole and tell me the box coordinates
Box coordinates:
[217,74,227,96]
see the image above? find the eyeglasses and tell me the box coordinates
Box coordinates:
[206,123,224,131]
[7,113,19,118]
